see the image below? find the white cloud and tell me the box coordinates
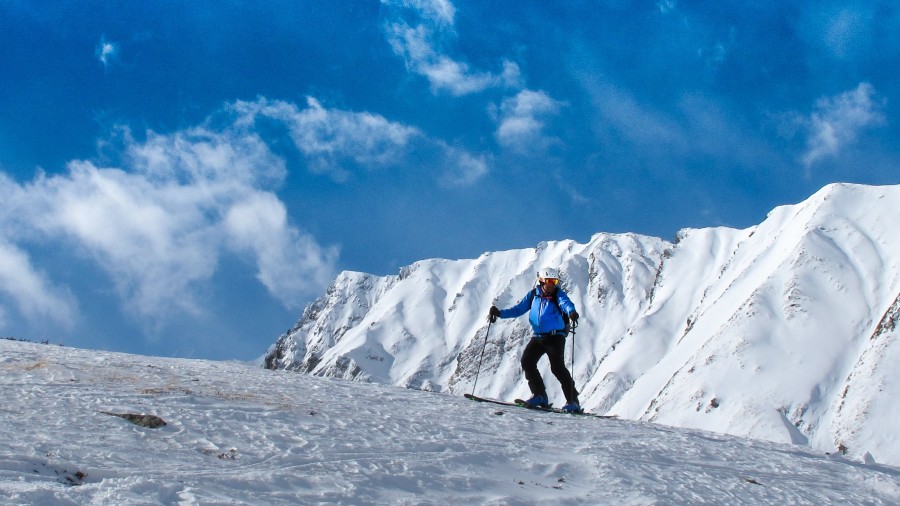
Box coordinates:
[224,193,339,303]
[824,10,863,59]
[0,123,339,328]
[657,0,677,14]
[802,5,875,61]
[493,89,564,153]
[0,90,502,334]
[582,77,686,151]
[0,238,77,329]
[802,83,886,169]
[232,96,490,186]
[383,0,455,26]
[382,0,518,96]
[125,124,286,186]
[95,37,119,68]
[699,27,735,68]
[438,147,489,188]
[231,97,422,180]
[417,55,498,96]
[500,61,524,90]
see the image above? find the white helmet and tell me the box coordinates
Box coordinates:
[536,268,559,282]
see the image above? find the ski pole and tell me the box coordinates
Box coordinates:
[471,316,494,396]
[569,319,578,404]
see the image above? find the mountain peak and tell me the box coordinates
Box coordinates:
[264,183,900,466]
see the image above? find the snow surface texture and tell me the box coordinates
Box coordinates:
[2,340,898,504]
[265,183,900,467]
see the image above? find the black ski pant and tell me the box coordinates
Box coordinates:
[521,334,578,403]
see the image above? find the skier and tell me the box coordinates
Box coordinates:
[489,268,582,413]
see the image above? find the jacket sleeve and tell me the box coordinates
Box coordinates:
[557,289,576,314]
[499,291,533,319]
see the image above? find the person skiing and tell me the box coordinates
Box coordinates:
[489,268,582,413]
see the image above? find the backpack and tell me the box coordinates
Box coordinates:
[529,287,570,333]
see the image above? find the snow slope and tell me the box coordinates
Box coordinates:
[265,183,900,466]
[2,339,898,504]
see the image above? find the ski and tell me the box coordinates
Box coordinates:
[465,394,616,419]
[512,399,618,419]
[513,398,571,414]
[463,393,520,407]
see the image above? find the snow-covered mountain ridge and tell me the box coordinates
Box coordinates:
[264,183,900,466]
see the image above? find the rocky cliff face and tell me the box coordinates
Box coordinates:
[264,183,900,465]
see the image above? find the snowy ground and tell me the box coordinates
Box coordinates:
[1,340,898,505]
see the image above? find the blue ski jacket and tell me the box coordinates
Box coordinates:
[499,286,576,335]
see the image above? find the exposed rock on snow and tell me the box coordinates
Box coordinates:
[100,412,167,429]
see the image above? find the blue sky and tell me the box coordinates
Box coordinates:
[1,0,898,360]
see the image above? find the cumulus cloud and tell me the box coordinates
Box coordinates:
[381,0,519,95]
[0,91,500,333]
[493,89,565,153]
[801,83,886,169]
[0,122,338,327]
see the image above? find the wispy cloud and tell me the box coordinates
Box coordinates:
[231,97,421,181]
[580,73,779,179]
[95,36,119,69]
[231,96,490,186]
[386,0,456,26]
[803,5,876,61]
[0,235,77,329]
[437,145,489,187]
[657,0,677,14]
[699,27,736,68]
[492,89,564,153]
[583,78,685,151]
[800,83,887,169]
[381,0,519,95]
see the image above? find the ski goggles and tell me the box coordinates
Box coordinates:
[541,277,559,286]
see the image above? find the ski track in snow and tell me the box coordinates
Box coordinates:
[1,341,898,505]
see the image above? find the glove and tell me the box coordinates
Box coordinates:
[489,306,501,322]
[569,311,579,324]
